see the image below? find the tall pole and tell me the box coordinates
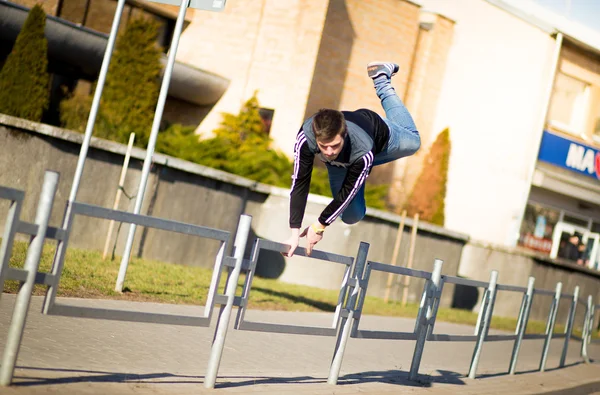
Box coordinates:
[115,0,191,292]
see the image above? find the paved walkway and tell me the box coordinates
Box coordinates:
[0,294,599,394]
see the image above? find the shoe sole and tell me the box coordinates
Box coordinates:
[367,61,399,78]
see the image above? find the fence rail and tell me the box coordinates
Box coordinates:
[0,171,598,389]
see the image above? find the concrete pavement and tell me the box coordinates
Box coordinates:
[0,294,599,394]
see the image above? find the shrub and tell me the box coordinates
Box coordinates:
[0,4,49,122]
[404,128,451,226]
[60,18,162,146]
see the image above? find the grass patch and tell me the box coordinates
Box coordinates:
[3,240,598,338]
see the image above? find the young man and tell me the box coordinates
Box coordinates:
[285,61,421,256]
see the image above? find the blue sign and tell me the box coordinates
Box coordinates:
[538,131,600,180]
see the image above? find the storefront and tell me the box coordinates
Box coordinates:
[519,130,600,270]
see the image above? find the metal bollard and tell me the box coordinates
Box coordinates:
[328,242,369,385]
[509,276,535,375]
[0,171,59,386]
[581,296,593,364]
[204,214,252,389]
[540,282,562,372]
[468,270,498,379]
[0,193,23,306]
[559,286,579,367]
[408,258,443,381]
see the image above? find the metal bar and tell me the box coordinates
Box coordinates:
[204,241,229,320]
[535,289,556,296]
[5,267,55,286]
[48,303,210,327]
[259,239,354,266]
[213,294,243,307]
[234,238,261,330]
[222,256,251,270]
[468,270,498,379]
[102,132,135,260]
[353,330,417,340]
[496,284,528,293]
[428,334,479,342]
[42,205,75,315]
[540,282,563,372]
[581,296,593,364]
[474,289,489,335]
[560,286,579,367]
[408,258,443,381]
[509,277,535,374]
[0,171,59,386]
[559,293,574,299]
[328,242,369,385]
[332,263,352,329]
[426,278,444,338]
[0,198,23,305]
[522,334,551,340]
[414,281,428,334]
[205,214,252,389]
[350,259,371,336]
[14,223,66,241]
[15,221,38,236]
[370,261,432,279]
[72,202,230,241]
[238,321,336,337]
[54,0,127,297]
[0,187,24,202]
[443,275,489,289]
[117,0,195,292]
[515,292,527,336]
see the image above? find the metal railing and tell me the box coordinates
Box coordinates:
[0,171,598,389]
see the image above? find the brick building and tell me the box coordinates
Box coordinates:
[4,0,600,270]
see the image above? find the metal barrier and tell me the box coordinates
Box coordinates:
[0,171,254,388]
[0,171,598,389]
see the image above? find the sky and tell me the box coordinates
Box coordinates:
[532,0,600,32]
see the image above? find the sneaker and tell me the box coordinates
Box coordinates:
[367,62,399,80]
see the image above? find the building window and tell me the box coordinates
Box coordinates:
[518,203,559,255]
[56,0,175,53]
[259,108,274,135]
[548,72,589,136]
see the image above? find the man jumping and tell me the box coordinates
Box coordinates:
[285,61,421,256]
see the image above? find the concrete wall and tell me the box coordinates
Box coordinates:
[457,241,600,328]
[3,115,600,321]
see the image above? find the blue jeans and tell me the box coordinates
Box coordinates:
[327,77,420,225]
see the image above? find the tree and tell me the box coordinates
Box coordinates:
[404,128,451,226]
[0,4,49,122]
[60,17,162,146]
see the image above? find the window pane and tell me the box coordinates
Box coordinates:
[518,203,560,254]
[548,72,587,132]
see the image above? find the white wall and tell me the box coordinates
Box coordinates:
[419,0,557,245]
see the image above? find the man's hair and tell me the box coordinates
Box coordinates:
[312,109,346,141]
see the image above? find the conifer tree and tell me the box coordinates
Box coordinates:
[404,128,451,226]
[0,4,49,122]
[60,17,161,146]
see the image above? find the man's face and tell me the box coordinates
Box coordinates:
[317,134,345,161]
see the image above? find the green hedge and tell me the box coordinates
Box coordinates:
[0,4,49,122]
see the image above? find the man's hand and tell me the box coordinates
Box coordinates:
[283,228,301,257]
[300,222,325,256]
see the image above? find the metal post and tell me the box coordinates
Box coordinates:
[328,242,369,385]
[0,172,59,386]
[540,282,562,372]
[581,295,593,364]
[0,197,23,305]
[204,214,252,389]
[509,276,535,375]
[474,289,489,335]
[468,270,498,379]
[116,0,191,292]
[409,258,443,381]
[559,286,579,367]
[46,0,127,305]
[103,132,135,260]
